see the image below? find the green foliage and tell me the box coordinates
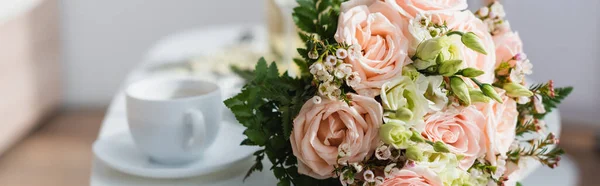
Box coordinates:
[534,86,573,119]
[224,58,337,185]
[293,0,345,43]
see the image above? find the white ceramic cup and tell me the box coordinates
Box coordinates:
[125,77,222,165]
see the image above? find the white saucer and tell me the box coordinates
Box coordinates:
[92,121,260,179]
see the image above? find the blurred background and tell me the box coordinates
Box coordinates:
[0,0,598,185]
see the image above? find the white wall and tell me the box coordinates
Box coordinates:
[499,0,600,124]
[59,0,264,107]
[60,0,599,124]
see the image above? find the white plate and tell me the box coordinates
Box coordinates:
[93,121,260,179]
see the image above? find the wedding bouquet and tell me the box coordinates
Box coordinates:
[225,0,572,185]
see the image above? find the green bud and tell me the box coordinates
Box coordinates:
[461,32,487,55]
[410,130,425,143]
[406,146,424,161]
[481,84,503,103]
[438,60,463,76]
[416,36,452,61]
[503,82,534,97]
[450,76,471,106]
[379,122,412,148]
[433,141,450,153]
[413,59,436,70]
[395,107,414,121]
[460,68,485,78]
[469,90,491,103]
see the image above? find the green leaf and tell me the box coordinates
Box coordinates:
[296,0,315,11]
[293,14,316,33]
[244,129,268,145]
[240,138,257,146]
[277,177,291,186]
[293,6,317,20]
[267,61,279,79]
[273,167,286,179]
[293,58,310,77]
[254,57,268,82]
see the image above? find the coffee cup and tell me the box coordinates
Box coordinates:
[125,77,222,165]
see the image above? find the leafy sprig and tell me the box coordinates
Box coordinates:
[507,133,564,169]
[225,58,338,185]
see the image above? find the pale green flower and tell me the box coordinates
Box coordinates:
[381,76,429,131]
[415,75,448,112]
[415,36,453,61]
[416,144,477,186]
[378,121,413,149]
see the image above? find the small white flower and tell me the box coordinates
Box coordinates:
[496,20,512,34]
[375,145,392,160]
[312,96,322,104]
[351,163,363,172]
[318,84,328,97]
[336,48,348,59]
[326,55,337,65]
[346,72,361,87]
[517,96,531,104]
[493,155,507,179]
[363,170,375,182]
[338,143,351,158]
[490,2,506,18]
[478,7,490,17]
[340,169,354,186]
[347,45,359,60]
[332,89,342,97]
[375,176,385,185]
[334,70,346,79]
[384,163,400,178]
[309,63,324,75]
[521,59,533,74]
[509,68,524,83]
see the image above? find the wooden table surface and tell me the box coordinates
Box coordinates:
[0,108,597,186]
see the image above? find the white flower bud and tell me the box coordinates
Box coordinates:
[308,51,318,59]
[312,96,322,104]
[478,7,489,17]
[490,2,506,18]
[336,48,348,59]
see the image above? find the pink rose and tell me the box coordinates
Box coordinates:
[431,11,497,83]
[422,106,486,170]
[475,89,518,165]
[291,94,383,179]
[493,31,523,67]
[335,0,410,97]
[381,166,443,186]
[385,0,468,19]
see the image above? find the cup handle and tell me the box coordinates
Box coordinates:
[183,109,206,151]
